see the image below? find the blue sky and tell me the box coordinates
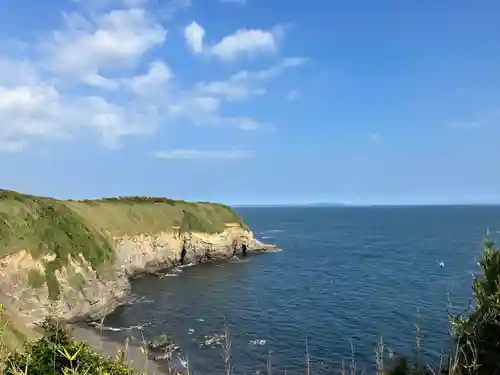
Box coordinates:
[0,0,499,205]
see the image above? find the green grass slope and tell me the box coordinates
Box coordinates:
[0,189,248,300]
[65,196,248,236]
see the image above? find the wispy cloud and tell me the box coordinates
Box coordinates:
[448,110,500,130]
[369,133,381,142]
[196,57,309,102]
[153,148,252,160]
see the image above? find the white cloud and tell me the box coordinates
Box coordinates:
[0,84,65,140]
[196,77,264,101]
[82,72,120,90]
[128,60,173,95]
[184,21,205,54]
[224,117,266,131]
[0,1,305,152]
[0,59,39,86]
[43,8,167,79]
[210,28,277,60]
[79,96,159,148]
[153,148,252,160]
[0,76,159,149]
[184,21,283,61]
[167,95,221,124]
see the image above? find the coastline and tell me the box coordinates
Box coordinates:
[73,248,280,373]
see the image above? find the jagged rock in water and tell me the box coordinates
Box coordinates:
[200,333,226,348]
[148,333,181,363]
[148,334,171,351]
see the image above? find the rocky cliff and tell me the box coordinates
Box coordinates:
[0,190,276,331]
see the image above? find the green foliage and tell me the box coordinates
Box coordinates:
[180,210,211,233]
[3,317,140,375]
[450,235,500,375]
[383,356,434,375]
[66,194,247,235]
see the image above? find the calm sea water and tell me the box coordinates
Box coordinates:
[102,206,500,374]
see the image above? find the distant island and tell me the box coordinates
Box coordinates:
[233,202,349,208]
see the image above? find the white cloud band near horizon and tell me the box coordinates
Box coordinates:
[153,148,253,160]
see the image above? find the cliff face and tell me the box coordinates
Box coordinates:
[0,190,276,329]
[115,225,267,276]
[0,250,129,326]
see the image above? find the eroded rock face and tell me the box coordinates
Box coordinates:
[0,251,129,326]
[114,226,270,274]
[0,227,276,327]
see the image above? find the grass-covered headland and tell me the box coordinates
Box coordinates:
[0,189,247,297]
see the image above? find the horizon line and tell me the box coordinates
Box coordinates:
[230,202,500,208]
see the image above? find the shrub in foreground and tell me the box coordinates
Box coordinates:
[450,236,500,375]
[3,318,140,375]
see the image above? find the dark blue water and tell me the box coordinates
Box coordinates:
[103,206,500,374]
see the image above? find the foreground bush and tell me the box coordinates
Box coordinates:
[450,236,500,375]
[3,318,140,375]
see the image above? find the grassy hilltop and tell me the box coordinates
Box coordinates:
[0,188,247,292]
[0,188,247,259]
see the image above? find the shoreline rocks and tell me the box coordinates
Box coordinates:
[0,227,278,328]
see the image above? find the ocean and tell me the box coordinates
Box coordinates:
[100,205,500,374]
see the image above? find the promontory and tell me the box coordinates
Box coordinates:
[0,189,276,349]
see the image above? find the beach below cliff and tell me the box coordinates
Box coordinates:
[71,324,167,374]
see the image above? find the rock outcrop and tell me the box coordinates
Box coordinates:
[0,225,276,328]
[115,225,274,275]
